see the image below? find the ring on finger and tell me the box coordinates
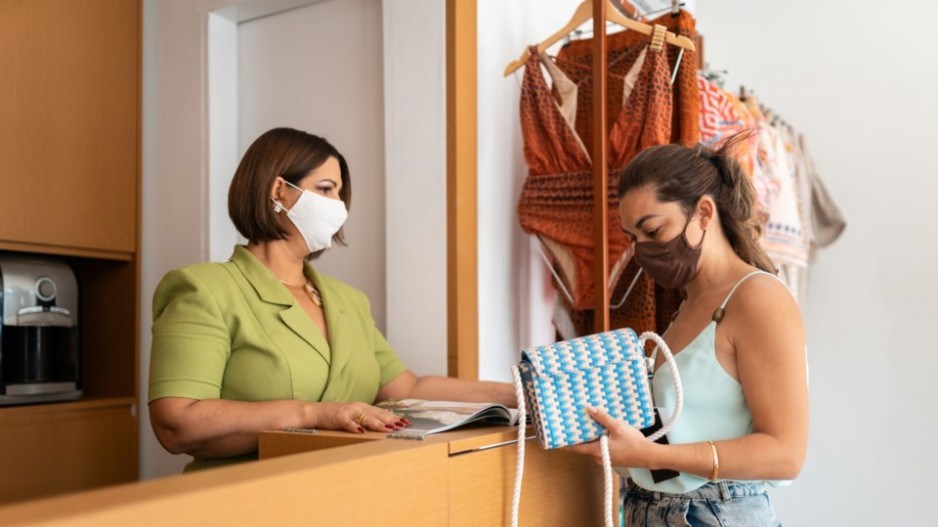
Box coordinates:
[356,413,368,426]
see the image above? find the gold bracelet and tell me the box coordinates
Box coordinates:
[706,441,720,482]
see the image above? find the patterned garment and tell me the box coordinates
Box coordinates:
[723,90,761,194]
[517,42,670,315]
[697,75,746,148]
[517,11,700,338]
[553,10,700,337]
[518,47,622,313]
[554,9,700,150]
[760,123,809,269]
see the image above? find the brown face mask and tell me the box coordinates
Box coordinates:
[633,210,705,290]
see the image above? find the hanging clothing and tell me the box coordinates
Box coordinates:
[697,75,745,149]
[553,9,700,150]
[800,135,846,254]
[544,10,699,337]
[721,89,762,199]
[761,124,808,270]
[517,37,674,328]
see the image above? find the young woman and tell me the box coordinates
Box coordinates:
[148,127,513,471]
[568,134,808,526]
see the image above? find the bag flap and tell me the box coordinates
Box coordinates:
[519,328,644,376]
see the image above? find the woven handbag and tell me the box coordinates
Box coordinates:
[509,328,683,527]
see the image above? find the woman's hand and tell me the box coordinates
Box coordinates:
[310,401,411,434]
[564,406,659,469]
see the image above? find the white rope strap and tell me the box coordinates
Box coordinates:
[510,366,526,527]
[600,434,614,527]
[639,332,683,441]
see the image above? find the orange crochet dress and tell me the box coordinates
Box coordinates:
[517,11,700,337]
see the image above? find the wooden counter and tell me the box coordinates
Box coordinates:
[0,425,613,526]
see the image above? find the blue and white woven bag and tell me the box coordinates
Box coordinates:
[509,328,683,527]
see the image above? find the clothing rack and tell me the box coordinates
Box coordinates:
[507,0,696,334]
[590,0,611,332]
[513,1,842,341]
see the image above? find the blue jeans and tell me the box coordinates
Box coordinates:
[623,479,781,527]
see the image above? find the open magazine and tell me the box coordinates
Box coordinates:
[377,399,521,439]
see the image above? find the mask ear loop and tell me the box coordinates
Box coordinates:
[610,244,641,311]
[271,177,300,214]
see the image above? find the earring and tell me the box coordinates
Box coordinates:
[273,202,282,213]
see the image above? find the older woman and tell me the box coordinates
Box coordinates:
[149,127,513,471]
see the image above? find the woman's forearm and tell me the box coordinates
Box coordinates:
[408,376,517,407]
[649,432,805,481]
[150,398,314,458]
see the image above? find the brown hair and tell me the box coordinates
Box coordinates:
[617,131,776,274]
[228,127,351,249]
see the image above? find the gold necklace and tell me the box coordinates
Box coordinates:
[279,279,322,307]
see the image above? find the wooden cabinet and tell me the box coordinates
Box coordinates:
[0,398,137,504]
[0,0,139,256]
[0,0,141,504]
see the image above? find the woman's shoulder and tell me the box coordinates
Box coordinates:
[158,261,234,289]
[153,261,238,309]
[723,270,801,329]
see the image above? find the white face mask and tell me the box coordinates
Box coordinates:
[272,179,348,254]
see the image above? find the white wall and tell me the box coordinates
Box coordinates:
[382,0,448,376]
[694,1,938,525]
[237,0,388,329]
[142,0,229,481]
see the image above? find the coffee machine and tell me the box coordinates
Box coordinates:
[0,253,81,405]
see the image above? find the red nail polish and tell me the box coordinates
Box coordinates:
[357,427,365,433]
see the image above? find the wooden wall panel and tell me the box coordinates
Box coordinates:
[0,0,141,505]
[0,0,139,254]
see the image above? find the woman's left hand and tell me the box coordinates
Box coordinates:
[563,406,658,469]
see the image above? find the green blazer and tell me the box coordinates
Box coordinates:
[149,245,406,431]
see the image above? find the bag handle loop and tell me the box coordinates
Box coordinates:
[638,331,683,441]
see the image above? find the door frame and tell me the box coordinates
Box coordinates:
[445,0,478,380]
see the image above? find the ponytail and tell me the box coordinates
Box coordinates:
[708,133,776,274]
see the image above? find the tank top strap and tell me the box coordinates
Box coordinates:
[710,271,776,323]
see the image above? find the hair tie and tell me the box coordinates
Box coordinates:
[703,151,733,188]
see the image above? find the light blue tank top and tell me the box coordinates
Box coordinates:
[618,271,790,493]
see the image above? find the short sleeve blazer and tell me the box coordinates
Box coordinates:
[149,245,407,405]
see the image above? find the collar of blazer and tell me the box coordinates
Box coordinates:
[229,245,348,367]
[229,245,346,312]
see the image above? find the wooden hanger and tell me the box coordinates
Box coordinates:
[502,0,696,77]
